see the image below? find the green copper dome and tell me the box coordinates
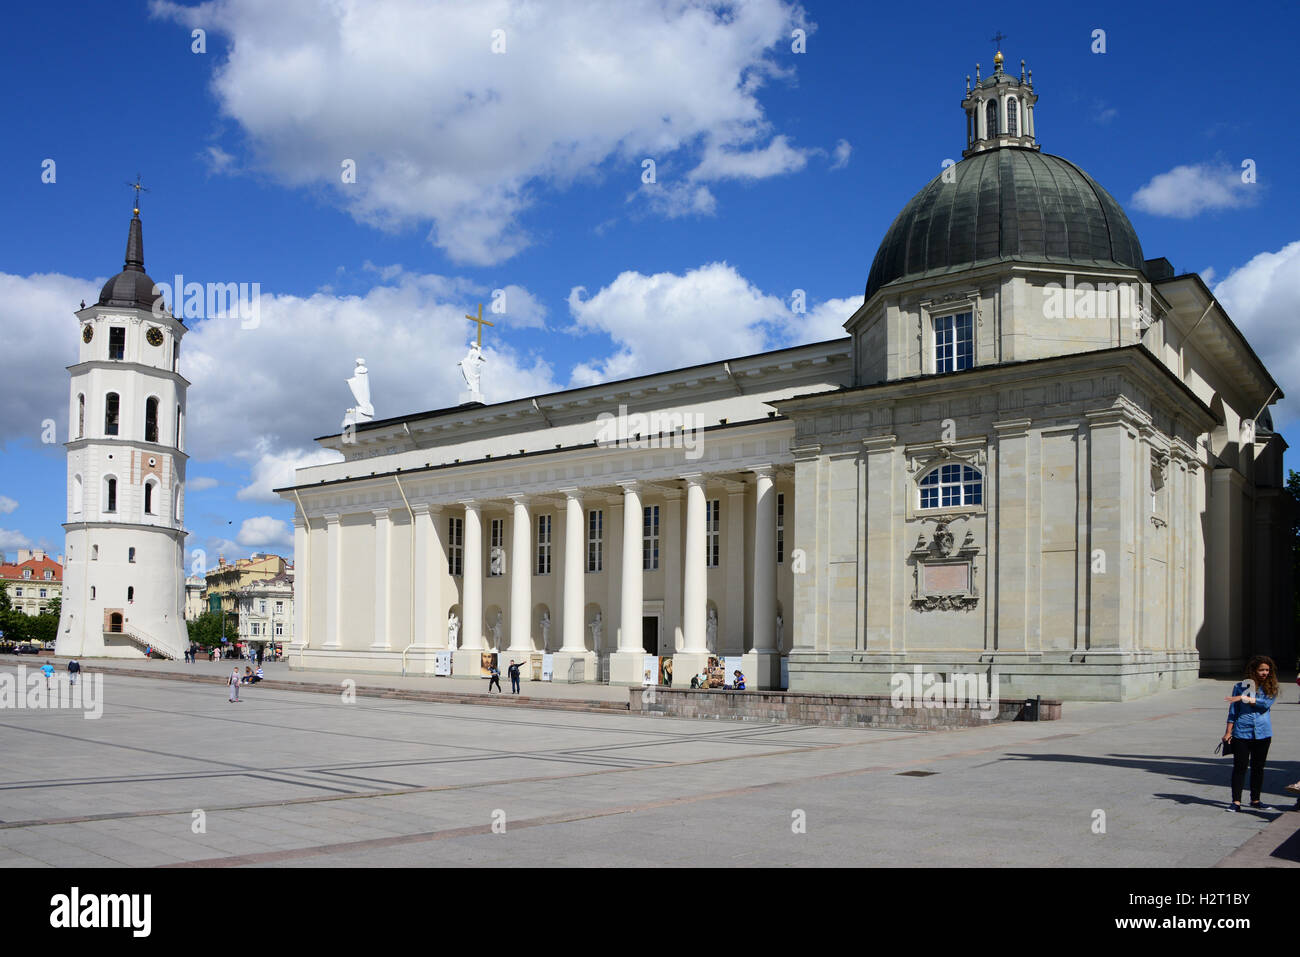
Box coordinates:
[865,147,1145,302]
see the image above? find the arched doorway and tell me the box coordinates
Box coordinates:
[109,613,123,633]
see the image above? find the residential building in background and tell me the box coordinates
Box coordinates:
[0,549,64,616]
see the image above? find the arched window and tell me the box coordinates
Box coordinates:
[176,405,183,450]
[986,99,998,138]
[90,586,96,599]
[127,586,134,603]
[104,477,118,513]
[73,474,83,514]
[144,482,155,515]
[1007,97,1018,136]
[77,394,85,439]
[128,547,136,563]
[919,463,984,509]
[175,483,183,522]
[105,393,120,436]
[145,397,159,443]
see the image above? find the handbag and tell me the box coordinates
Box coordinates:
[1215,738,1232,756]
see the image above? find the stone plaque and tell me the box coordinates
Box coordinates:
[922,561,970,595]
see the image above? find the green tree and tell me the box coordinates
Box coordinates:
[187,611,236,649]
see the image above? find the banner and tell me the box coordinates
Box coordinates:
[724,656,744,689]
[707,656,725,688]
[433,651,451,677]
[480,652,498,678]
[642,655,658,686]
[659,656,674,687]
[541,654,554,681]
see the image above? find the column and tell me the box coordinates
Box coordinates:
[662,489,683,653]
[453,501,484,678]
[323,513,341,649]
[292,513,309,650]
[411,504,444,650]
[609,481,645,684]
[508,495,533,657]
[675,473,710,684]
[371,508,391,650]
[724,483,745,654]
[556,488,594,681]
[744,466,780,689]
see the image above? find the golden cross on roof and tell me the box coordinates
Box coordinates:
[125,174,149,215]
[466,302,494,347]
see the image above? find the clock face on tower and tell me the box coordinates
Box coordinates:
[146,327,164,347]
[82,325,93,343]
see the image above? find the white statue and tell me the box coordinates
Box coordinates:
[342,357,374,428]
[705,607,718,652]
[491,610,503,649]
[458,343,486,402]
[447,612,460,649]
[540,610,551,650]
[775,612,784,651]
[589,611,602,648]
[489,545,505,577]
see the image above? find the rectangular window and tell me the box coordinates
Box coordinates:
[706,499,720,568]
[39,588,47,598]
[536,514,552,575]
[275,601,283,615]
[777,493,785,564]
[14,588,21,597]
[642,505,660,571]
[489,518,504,576]
[109,327,126,361]
[275,621,284,637]
[448,516,464,577]
[934,312,973,373]
[587,509,603,573]
[259,600,267,614]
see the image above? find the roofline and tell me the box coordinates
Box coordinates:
[312,337,851,443]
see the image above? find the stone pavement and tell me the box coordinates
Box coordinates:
[0,661,1295,867]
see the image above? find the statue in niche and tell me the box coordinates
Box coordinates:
[447,612,460,650]
[933,522,955,556]
[540,610,551,650]
[489,545,505,576]
[775,612,783,651]
[590,611,602,649]
[706,607,718,653]
[491,611,503,649]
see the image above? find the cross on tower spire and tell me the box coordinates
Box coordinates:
[990,31,1008,53]
[126,175,149,216]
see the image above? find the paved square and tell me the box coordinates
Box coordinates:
[0,662,1294,866]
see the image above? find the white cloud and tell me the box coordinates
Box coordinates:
[237,443,345,503]
[1212,241,1300,425]
[493,284,548,330]
[0,529,32,550]
[150,0,811,264]
[236,516,294,548]
[788,296,858,343]
[201,145,237,175]
[187,477,220,492]
[829,139,851,171]
[630,182,718,220]
[1131,163,1259,218]
[0,496,17,515]
[1199,267,1216,287]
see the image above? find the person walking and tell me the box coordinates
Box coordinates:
[1224,655,1278,810]
[67,658,80,686]
[40,661,55,689]
[507,659,522,694]
[228,668,241,703]
[487,662,502,693]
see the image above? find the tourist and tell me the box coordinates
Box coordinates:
[696,671,709,689]
[487,662,502,693]
[507,659,522,694]
[690,674,700,689]
[734,670,746,691]
[40,661,55,687]
[67,658,80,686]
[251,666,264,684]
[1223,656,1278,810]
[228,669,241,703]
[242,666,254,684]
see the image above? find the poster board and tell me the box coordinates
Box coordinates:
[433,651,452,677]
[480,652,498,678]
[706,656,725,689]
[541,654,554,682]
[724,656,744,689]
[659,657,674,687]
[642,655,659,686]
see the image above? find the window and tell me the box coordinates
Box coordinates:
[489,518,504,576]
[536,514,552,575]
[73,474,83,514]
[706,499,721,568]
[77,394,84,438]
[129,547,136,563]
[176,406,183,450]
[39,588,47,598]
[275,601,283,615]
[105,393,120,436]
[260,600,267,614]
[587,509,603,573]
[109,327,126,360]
[1007,96,1018,136]
[23,569,31,579]
[175,484,182,523]
[43,571,52,581]
[642,505,659,571]
[934,312,973,372]
[919,463,983,509]
[14,587,21,597]
[105,478,117,513]
[144,482,155,515]
[91,586,96,599]
[448,516,464,577]
[985,99,998,138]
[275,621,283,637]
[92,544,98,561]
[127,586,134,603]
[145,397,159,443]
[777,493,785,564]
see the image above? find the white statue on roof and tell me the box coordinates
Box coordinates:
[458,343,486,404]
[343,357,374,429]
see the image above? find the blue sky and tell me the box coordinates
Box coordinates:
[1,0,1297,568]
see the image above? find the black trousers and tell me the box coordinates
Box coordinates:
[488,676,501,692]
[1231,736,1271,803]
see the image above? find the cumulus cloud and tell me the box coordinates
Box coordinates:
[787,295,858,343]
[1131,162,1260,218]
[0,496,17,515]
[236,515,293,548]
[237,443,345,503]
[151,0,812,265]
[1212,241,1300,424]
[829,139,852,171]
[187,477,220,492]
[0,529,32,550]
[630,182,718,220]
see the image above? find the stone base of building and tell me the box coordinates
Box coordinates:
[672,652,711,687]
[282,647,459,677]
[741,651,782,690]
[552,650,596,682]
[785,650,1202,702]
[452,649,492,679]
[608,650,648,686]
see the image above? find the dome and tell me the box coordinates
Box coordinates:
[97,211,161,311]
[865,147,1145,302]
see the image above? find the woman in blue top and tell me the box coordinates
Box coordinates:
[1223,656,1278,811]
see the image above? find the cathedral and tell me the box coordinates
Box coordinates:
[274,49,1290,700]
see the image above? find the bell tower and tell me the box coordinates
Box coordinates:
[961,43,1039,157]
[56,194,189,659]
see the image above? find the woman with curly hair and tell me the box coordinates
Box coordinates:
[1223,656,1278,811]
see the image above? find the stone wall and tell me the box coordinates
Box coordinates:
[629,687,1061,729]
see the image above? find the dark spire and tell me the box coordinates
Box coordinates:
[123,210,145,273]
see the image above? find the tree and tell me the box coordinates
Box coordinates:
[187,611,235,649]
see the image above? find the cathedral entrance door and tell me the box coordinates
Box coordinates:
[641,615,659,655]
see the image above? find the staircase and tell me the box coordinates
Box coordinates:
[115,625,185,661]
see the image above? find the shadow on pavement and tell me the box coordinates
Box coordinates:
[998,751,1300,802]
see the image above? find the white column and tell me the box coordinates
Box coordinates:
[561,490,585,652]
[724,485,745,654]
[323,513,341,649]
[461,502,483,650]
[681,474,707,654]
[412,504,443,649]
[609,481,645,684]
[508,495,533,655]
[371,508,391,650]
[292,513,309,649]
[751,467,777,653]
